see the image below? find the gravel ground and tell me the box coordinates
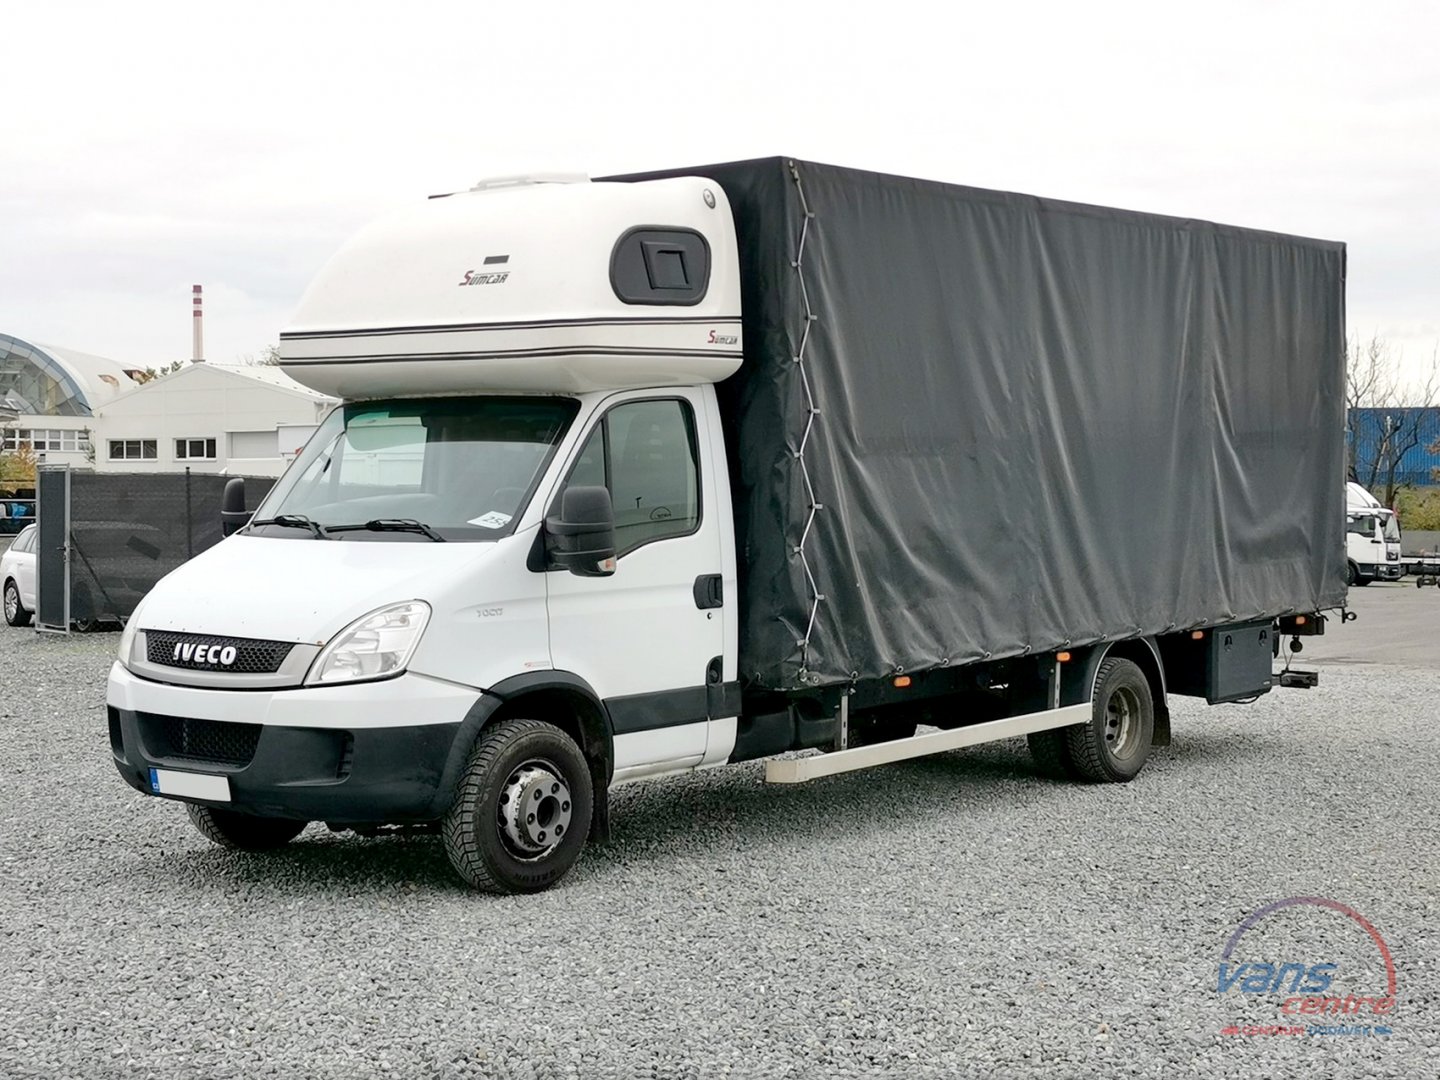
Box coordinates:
[0,626,1436,1078]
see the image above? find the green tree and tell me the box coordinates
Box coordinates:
[1394,487,1440,531]
[0,444,38,485]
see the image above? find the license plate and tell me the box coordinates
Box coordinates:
[149,768,231,802]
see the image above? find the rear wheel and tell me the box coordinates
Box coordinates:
[1027,727,1078,779]
[1065,658,1154,782]
[186,805,308,851]
[442,719,593,894]
[4,579,31,627]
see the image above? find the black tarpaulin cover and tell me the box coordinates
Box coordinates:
[608,159,1347,692]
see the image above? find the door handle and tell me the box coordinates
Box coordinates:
[693,573,723,609]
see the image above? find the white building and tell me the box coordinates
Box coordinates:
[93,363,335,478]
[0,333,143,468]
[1,333,337,478]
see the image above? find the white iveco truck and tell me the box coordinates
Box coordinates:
[108,159,1346,893]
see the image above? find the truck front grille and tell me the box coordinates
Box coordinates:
[145,631,294,674]
[138,713,263,769]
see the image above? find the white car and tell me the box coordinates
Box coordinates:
[2,523,37,627]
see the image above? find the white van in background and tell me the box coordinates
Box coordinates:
[1345,481,1402,585]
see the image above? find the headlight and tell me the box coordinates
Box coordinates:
[117,609,142,667]
[306,601,431,686]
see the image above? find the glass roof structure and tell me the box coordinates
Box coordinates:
[0,334,139,417]
[0,334,96,415]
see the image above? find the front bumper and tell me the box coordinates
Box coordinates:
[1357,563,1403,581]
[106,662,491,823]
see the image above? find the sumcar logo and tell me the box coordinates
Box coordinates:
[1217,896,1397,1037]
[173,642,238,667]
[458,255,510,287]
[458,270,510,287]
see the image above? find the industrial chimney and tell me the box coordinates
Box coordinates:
[192,284,205,362]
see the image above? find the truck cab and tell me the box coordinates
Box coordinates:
[1345,481,1402,584]
[108,174,747,892]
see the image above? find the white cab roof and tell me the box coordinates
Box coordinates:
[278,175,743,399]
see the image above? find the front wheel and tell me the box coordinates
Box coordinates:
[442,719,593,894]
[4,579,31,627]
[186,804,308,850]
[1065,657,1155,782]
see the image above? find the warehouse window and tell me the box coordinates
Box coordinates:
[109,439,157,461]
[175,437,217,461]
[3,428,85,451]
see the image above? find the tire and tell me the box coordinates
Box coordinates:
[1065,657,1155,783]
[71,584,98,631]
[4,579,31,628]
[1027,727,1079,779]
[442,719,593,894]
[186,804,308,851]
[1346,561,1358,587]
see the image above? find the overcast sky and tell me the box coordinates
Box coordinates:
[4,1,1437,384]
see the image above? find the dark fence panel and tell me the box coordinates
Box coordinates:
[36,468,70,629]
[67,472,274,622]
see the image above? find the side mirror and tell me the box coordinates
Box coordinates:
[221,477,250,537]
[545,485,617,577]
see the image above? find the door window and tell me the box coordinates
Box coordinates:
[564,399,699,555]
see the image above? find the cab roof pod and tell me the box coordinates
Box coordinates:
[1345,482,1388,513]
[278,176,743,400]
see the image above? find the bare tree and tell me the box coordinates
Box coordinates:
[1346,335,1440,505]
[238,345,283,366]
[130,360,187,385]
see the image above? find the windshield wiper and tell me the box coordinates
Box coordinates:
[246,514,331,539]
[328,518,446,542]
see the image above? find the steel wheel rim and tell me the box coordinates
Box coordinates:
[495,758,573,861]
[1104,685,1142,761]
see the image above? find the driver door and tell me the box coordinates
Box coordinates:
[544,390,726,775]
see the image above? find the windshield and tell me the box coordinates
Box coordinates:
[250,396,577,541]
[1382,514,1401,542]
